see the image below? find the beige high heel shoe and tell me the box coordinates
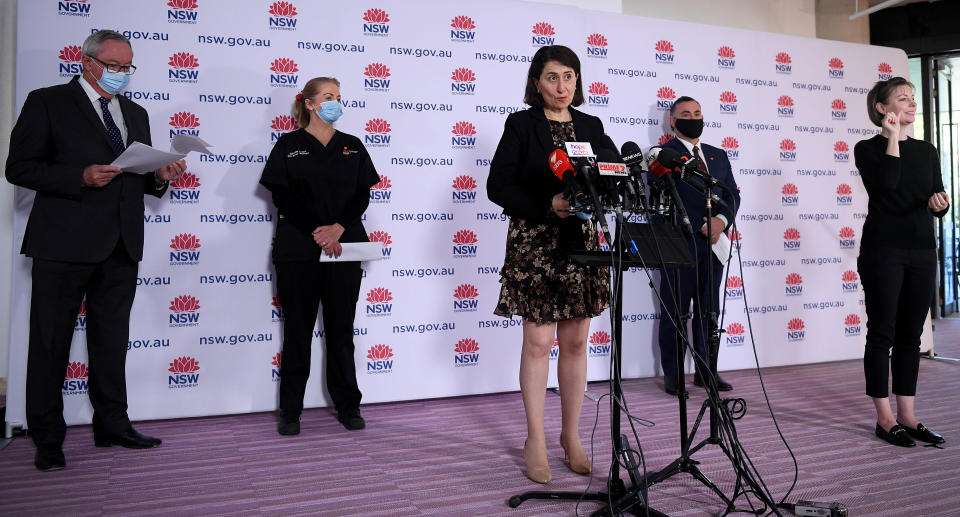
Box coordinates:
[560,435,591,475]
[523,439,552,484]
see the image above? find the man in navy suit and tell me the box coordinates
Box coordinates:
[6,30,186,471]
[656,96,740,396]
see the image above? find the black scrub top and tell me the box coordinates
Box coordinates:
[260,128,380,262]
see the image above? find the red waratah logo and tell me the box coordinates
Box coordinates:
[720,91,737,103]
[366,287,393,303]
[658,134,673,145]
[452,175,477,191]
[722,137,739,150]
[780,139,796,151]
[363,8,389,24]
[371,176,391,190]
[59,45,82,63]
[588,82,610,96]
[77,300,87,317]
[720,91,738,113]
[829,57,844,70]
[269,1,296,17]
[782,183,798,195]
[66,362,89,380]
[778,95,794,107]
[364,63,391,78]
[776,52,791,64]
[587,33,608,47]
[168,0,197,9]
[170,233,201,251]
[451,67,476,82]
[878,62,893,74]
[170,112,200,129]
[784,228,801,250]
[837,184,853,195]
[845,314,861,326]
[365,118,391,134]
[840,227,856,247]
[842,270,859,283]
[784,228,800,239]
[169,52,199,69]
[532,22,555,36]
[718,46,735,58]
[168,356,200,374]
[369,231,392,247]
[655,40,674,53]
[786,273,802,285]
[726,276,743,289]
[729,229,743,242]
[832,99,847,110]
[589,331,611,345]
[787,318,805,331]
[727,322,745,335]
[835,141,849,152]
[271,115,297,132]
[170,295,200,313]
[171,172,200,190]
[272,296,282,308]
[454,284,479,300]
[452,121,477,137]
[657,87,676,99]
[775,52,792,73]
[271,353,281,368]
[785,273,803,295]
[455,338,480,354]
[367,344,394,360]
[451,15,475,30]
[839,227,856,238]
[453,229,478,245]
[270,58,298,74]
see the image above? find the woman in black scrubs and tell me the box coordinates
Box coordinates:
[260,77,380,434]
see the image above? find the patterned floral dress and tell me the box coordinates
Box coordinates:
[493,120,610,324]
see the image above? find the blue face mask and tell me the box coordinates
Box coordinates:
[315,100,343,123]
[97,68,130,95]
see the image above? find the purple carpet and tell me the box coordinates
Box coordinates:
[2,318,959,516]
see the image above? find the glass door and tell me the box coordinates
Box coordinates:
[931,55,960,315]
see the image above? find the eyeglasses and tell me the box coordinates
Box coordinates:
[89,56,137,75]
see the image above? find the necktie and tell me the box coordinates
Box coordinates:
[693,145,708,174]
[98,96,125,155]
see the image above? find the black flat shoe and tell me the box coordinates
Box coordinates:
[34,447,66,472]
[94,427,162,449]
[875,423,916,448]
[898,421,945,444]
[693,374,733,391]
[663,375,679,396]
[337,408,366,430]
[278,414,301,436]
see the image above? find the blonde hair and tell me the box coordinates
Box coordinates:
[292,77,341,128]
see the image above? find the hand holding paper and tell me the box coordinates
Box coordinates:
[111,134,213,174]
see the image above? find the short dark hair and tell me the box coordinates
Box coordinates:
[670,96,699,116]
[866,76,914,127]
[523,45,584,108]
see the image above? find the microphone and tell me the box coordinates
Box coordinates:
[620,141,649,211]
[645,146,693,234]
[596,148,628,207]
[549,149,591,220]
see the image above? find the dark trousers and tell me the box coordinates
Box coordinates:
[27,242,137,448]
[658,253,723,379]
[858,248,936,398]
[275,260,363,416]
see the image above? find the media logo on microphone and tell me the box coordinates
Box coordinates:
[775,52,792,74]
[63,362,89,395]
[58,0,92,17]
[878,62,893,81]
[169,295,201,327]
[719,91,738,114]
[725,322,745,346]
[451,67,476,95]
[656,86,676,111]
[169,172,201,204]
[369,175,392,203]
[839,226,856,249]
[785,273,803,296]
[586,33,608,59]
[58,45,83,77]
[453,284,479,312]
[587,82,610,107]
[841,270,859,293]
[531,22,556,47]
[781,183,799,206]
[844,314,862,337]
[779,139,796,162]
[270,115,297,142]
[169,111,200,140]
[454,338,480,367]
[451,121,477,149]
[366,344,394,374]
[588,331,611,357]
[362,8,390,36]
[717,46,735,69]
[783,227,800,251]
[363,63,391,91]
[450,15,476,42]
[828,57,844,79]
[725,276,743,299]
[834,141,850,162]
[271,352,281,381]
[365,287,393,317]
[452,175,478,203]
[168,52,199,83]
[364,118,392,147]
[271,296,284,322]
[268,1,298,31]
[721,137,739,160]
[837,183,853,205]
[168,356,200,388]
[167,0,199,24]
[831,98,847,120]
[369,230,393,258]
[75,300,87,332]
[169,233,201,265]
[787,317,805,342]
[452,229,479,258]
[777,95,795,118]
[654,40,675,64]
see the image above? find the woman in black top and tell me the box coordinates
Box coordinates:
[260,77,380,434]
[854,77,949,447]
[487,45,612,483]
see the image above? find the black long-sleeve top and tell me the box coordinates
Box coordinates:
[854,135,948,250]
[259,128,380,262]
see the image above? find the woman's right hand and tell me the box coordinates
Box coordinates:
[881,110,900,135]
[551,193,570,218]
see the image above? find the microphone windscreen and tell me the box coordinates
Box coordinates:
[548,149,575,180]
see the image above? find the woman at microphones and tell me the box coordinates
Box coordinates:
[854,77,949,447]
[260,77,380,435]
[486,45,614,484]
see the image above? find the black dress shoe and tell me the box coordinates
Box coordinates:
[898,421,945,444]
[663,375,679,396]
[693,374,733,391]
[875,423,916,448]
[94,427,162,449]
[34,447,66,472]
[337,408,366,430]
[278,414,300,436]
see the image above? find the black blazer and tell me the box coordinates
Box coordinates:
[6,76,166,263]
[487,107,617,221]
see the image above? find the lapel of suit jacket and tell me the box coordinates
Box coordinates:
[528,108,555,155]
[69,76,122,156]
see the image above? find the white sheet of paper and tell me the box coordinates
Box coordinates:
[712,232,731,264]
[111,142,187,174]
[318,242,385,262]
[170,134,213,155]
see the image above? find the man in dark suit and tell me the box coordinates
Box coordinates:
[5,30,186,471]
[656,96,740,396]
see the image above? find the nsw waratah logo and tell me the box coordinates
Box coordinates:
[656,86,676,111]
[654,39,675,64]
[168,52,199,83]
[364,118,391,147]
[775,52,792,74]
[169,233,201,265]
[58,0,91,17]
[531,22,556,47]
[169,172,201,204]
[169,111,199,139]
[839,226,856,249]
[169,295,200,327]
[587,82,610,107]
[781,183,799,206]
[783,227,800,251]
[785,272,803,296]
[837,183,853,205]
[451,67,477,95]
[586,33,608,58]
[268,1,298,31]
[658,134,673,145]
[550,339,559,360]
[63,362,89,395]
[831,98,847,120]
[777,95,795,118]
[366,344,394,373]
[269,58,299,88]
[726,322,745,346]
[454,338,480,367]
[588,331,612,357]
[728,229,743,250]
[271,296,283,322]
[271,352,281,381]
[75,300,87,331]
[362,8,390,36]
[828,57,844,79]
[719,91,738,114]
[369,230,392,258]
[779,139,797,161]
[167,356,199,388]
[450,15,476,42]
[363,62,391,91]
[453,284,479,312]
[58,45,83,77]
[721,137,739,160]
[844,314,862,337]
[270,115,297,142]
[452,175,478,203]
[717,46,735,69]
[365,287,393,317]
[834,141,850,162]
[167,0,199,24]
[786,318,805,342]
[451,121,477,149]
[841,270,859,293]
[725,276,743,299]
[452,229,478,257]
[369,175,392,203]
[878,62,893,80]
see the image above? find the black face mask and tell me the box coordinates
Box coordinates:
[674,118,704,139]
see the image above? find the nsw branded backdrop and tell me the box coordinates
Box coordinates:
[8,0,908,427]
